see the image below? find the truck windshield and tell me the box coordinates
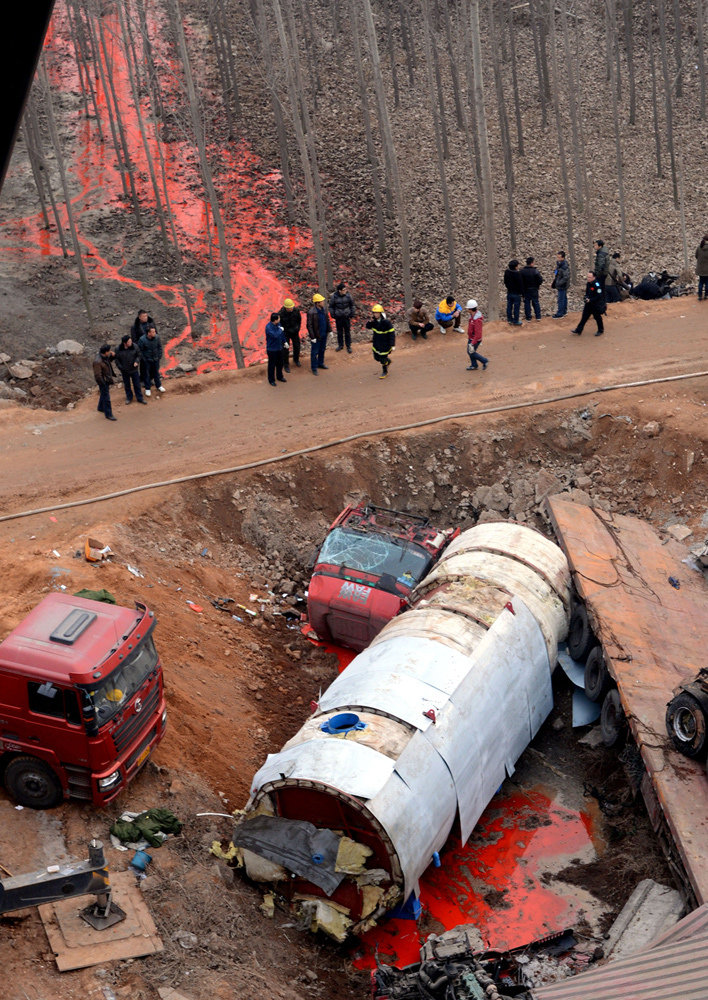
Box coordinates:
[86,635,158,725]
[317,527,431,585]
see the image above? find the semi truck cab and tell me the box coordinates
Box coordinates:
[0,593,166,808]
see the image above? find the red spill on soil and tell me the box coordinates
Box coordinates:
[354,786,598,969]
[0,9,313,374]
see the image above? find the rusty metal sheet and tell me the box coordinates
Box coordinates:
[547,498,708,906]
[532,902,708,1000]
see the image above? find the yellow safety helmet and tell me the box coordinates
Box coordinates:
[283,298,295,308]
[312,293,325,303]
[371,304,384,313]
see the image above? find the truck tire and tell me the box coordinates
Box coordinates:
[601,689,626,748]
[584,646,610,703]
[665,691,708,760]
[4,756,63,809]
[567,604,594,662]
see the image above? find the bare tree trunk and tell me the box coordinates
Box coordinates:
[698,0,706,120]
[468,0,498,320]
[621,0,636,125]
[488,0,516,249]
[136,0,165,122]
[422,0,456,287]
[362,0,412,304]
[429,26,449,159]
[507,7,525,157]
[657,0,679,206]
[605,0,627,244]
[560,0,591,240]
[382,0,401,109]
[673,0,683,97]
[349,0,386,256]
[24,97,69,255]
[645,0,663,176]
[169,0,244,366]
[85,9,129,202]
[677,141,688,270]
[398,0,416,88]
[20,120,51,231]
[39,59,93,327]
[442,1,466,131]
[529,0,549,128]
[68,1,105,141]
[548,7,577,281]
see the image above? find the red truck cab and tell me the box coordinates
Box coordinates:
[307,504,458,651]
[0,593,166,809]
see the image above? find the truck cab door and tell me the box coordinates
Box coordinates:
[25,681,88,768]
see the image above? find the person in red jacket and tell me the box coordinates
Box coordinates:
[465,299,488,371]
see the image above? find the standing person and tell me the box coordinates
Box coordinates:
[552,251,570,318]
[279,297,302,368]
[93,344,117,421]
[696,235,708,300]
[329,281,356,353]
[366,304,396,379]
[434,295,463,334]
[465,299,488,371]
[306,293,331,375]
[593,239,610,303]
[406,299,434,340]
[130,308,154,387]
[114,334,147,404]
[571,272,605,336]
[138,323,164,395]
[265,312,287,387]
[605,252,628,303]
[503,259,524,326]
[520,256,544,320]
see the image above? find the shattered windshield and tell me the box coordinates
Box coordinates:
[85,635,158,725]
[317,527,431,586]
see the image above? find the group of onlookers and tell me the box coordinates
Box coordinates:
[93,309,164,421]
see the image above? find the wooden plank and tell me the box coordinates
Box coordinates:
[547,498,708,905]
[39,869,162,971]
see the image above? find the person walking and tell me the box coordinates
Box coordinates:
[552,251,570,318]
[329,281,356,353]
[366,304,396,379]
[279,297,302,368]
[696,235,708,300]
[138,324,164,395]
[406,299,434,340]
[114,334,147,404]
[504,259,524,326]
[520,256,544,320]
[93,344,118,421]
[593,239,610,303]
[265,312,287,386]
[434,295,463,334]
[306,293,331,375]
[130,308,154,386]
[465,299,488,372]
[571,272,605,336]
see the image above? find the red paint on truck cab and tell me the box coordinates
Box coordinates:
[307,504,458,652]
[0,593,166,809]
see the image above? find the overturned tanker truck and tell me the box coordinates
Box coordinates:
[233,522,571,940]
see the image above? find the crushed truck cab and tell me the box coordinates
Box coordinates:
[0,593,166,809]
[307,504,458,651]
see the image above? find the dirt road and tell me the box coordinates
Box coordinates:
[1,298,706,519]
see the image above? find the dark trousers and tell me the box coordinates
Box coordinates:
[310,336,326,371]
[555,287,568,316]
[267,351,284,384]
[122,370,144,402]
[524,289,541,319]
[143,360,161,390]
[467,343,488,368]
[605,284,621,303]
[283,334,300,368]
[576,302,604,334]
[506,293,521,323]
[335,316,351,349]
[409,322,434,339]
[698,276,708,299]
[373,348,391,374]
[97,382,113,418]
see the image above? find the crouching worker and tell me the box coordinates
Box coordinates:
[366,304,395,379]
[435,295,463,334]
[465,299,488,371]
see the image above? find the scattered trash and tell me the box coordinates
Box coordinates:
[15,805,23,811]
[236,604,257,617]
[260,892,275,918]
[210,596,235,612]
[200,547,209,557]
[174,930,198,950]
[51,549,60,557]
[50,566,71,578]
[74,588,117,604]
[130,849,152,874]
[231,615,243,623]
[186,600,203,613]
[668,576,681,589]
[126,564,144,578]
[110,808,183,848]
[49,516,57,522]
[85,537,112,563]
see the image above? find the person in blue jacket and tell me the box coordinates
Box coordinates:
[265,312,287,386]
[434,295,463,334]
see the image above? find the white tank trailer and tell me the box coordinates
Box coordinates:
[234,522,571,940]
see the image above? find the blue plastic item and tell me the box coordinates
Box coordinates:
[389,892,422,921]
[432,851,441,867]
[130,849,152,872]
[320,712,367,735]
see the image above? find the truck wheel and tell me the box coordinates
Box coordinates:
[568,604,594,662]
[4,756,63,809]
[601,689,626,748]
[584,646,610,703]
[665,692,708,760]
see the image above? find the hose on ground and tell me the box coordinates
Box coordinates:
[1,369,706,524]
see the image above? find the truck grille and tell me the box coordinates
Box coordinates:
[126,727,157,771]
[112,682,160,754]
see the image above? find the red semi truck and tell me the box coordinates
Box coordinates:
[0,593,166,809]
[307,503,458,651]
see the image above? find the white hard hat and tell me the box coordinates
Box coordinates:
[466,299,478,310]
